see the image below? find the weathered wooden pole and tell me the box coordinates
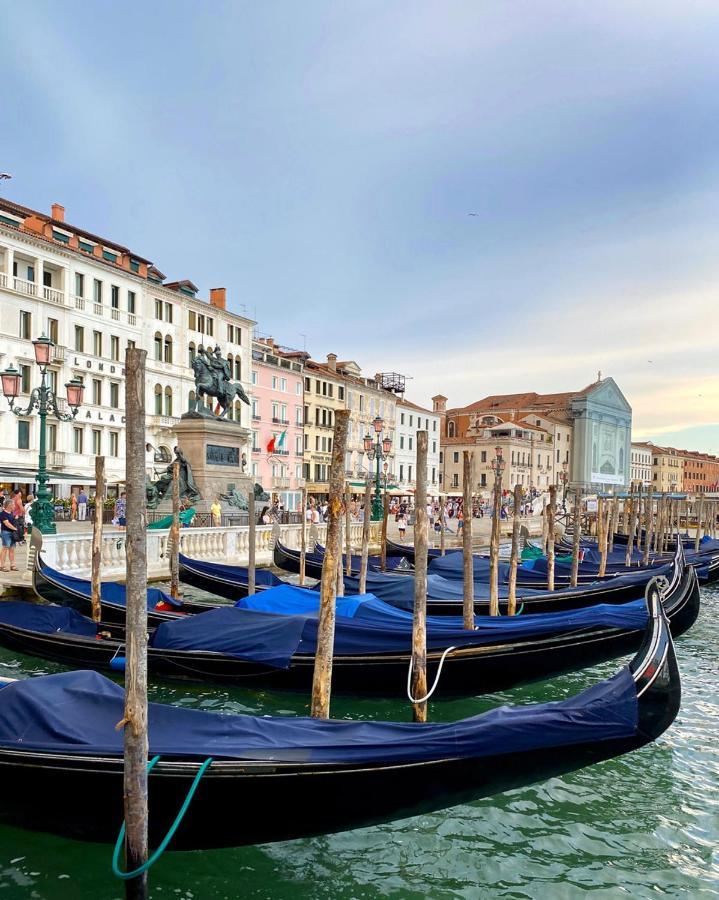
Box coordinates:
[90,454,105,623]
[335,523,345,597]
[247,488,256,596]
[625,485,636,566]
[547,485,556,591]
[462,451,475,627]
[694,497,704,551]
[439,494,446,556]
[489,454,503,617]
[607,496,617,553]
[598,496,609,577]
[411,430,429,722]
[642,492,654,566]
[654,493,664,553]
[380,493,389,573]
[311,409,349,719]
[345,483,352,576]
[570,489,581,587]
[122,348,149,900]
[299,487,307,586]
[169,462,181,600]
[507,483,522,616]
[541,494,549,555]
[358,479,371,594]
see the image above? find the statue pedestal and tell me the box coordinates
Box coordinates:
[174,414,252,502]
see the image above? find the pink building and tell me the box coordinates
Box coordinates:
[250,338,307,511]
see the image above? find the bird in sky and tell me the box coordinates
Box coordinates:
[468,213,480,217]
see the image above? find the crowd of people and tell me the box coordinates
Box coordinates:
[0,488,34,572]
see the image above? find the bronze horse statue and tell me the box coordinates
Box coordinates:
[191,347,250,418]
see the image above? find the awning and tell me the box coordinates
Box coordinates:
[0,468,95,486]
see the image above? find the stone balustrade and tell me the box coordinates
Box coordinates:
[40,521,379,579]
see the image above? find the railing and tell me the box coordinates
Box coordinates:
[40,521,381,577]
[47,451,65,468]
[252,414,261,421]
[149,415,180,429]
[94,302,103,316]
[272,417,290,425]
[272,477,291,488]
[42,285,64,304]
[14,277,37,296]
[53,345,66,361]
[128,312,137,325]
[110,307,120,321]
[0,272,7,288]
[74,295,85,310]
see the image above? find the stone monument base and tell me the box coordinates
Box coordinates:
[174,414,251,502]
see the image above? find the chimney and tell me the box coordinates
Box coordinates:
[327,353,337,372]
[51,203,65,222]
[209,287,226,310]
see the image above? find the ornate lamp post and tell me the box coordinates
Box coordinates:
[2,335,85,534]
[560,460,569,510]
[490,445,506,503]
[363,415,392,520]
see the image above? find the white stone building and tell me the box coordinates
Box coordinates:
[630,442,653,488]
[0,197,253,498]
[393,398,441,497]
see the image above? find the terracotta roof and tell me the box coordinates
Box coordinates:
[446,381,602,418]
[397,397,435,415]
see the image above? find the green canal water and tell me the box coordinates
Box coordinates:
[0,587,715,899]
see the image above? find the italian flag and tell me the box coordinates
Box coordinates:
[267,431,286,453]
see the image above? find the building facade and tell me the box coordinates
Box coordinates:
[394,397,441,496]
[250,338,307,511]
[0,197,253,497]
[302,357,345,498]
[630,443,653,488]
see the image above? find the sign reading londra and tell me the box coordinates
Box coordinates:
[206,444,240,467]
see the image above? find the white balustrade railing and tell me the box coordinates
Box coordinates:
[39,521,379,579]
[42,285,64,304]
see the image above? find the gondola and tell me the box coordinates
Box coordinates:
[0,586,680,849]
[273,540,412,580]
[177,553,305,601]
[386,536,457,562]
[1,556,698,695]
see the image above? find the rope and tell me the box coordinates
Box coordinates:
[111,754,213,880]
[407,646,457,704]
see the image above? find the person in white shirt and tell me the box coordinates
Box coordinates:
[24,494,34,529]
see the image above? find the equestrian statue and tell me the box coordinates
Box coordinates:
[190,345,250,418]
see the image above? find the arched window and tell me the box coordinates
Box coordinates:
[234,400,242,421]
[234,358,241,380]
[163,335,173,364]
[448,421,456,438]
[155,445,172,463]
[153,332,162,361]
[154,384,162,415]
[188,390,196,411]
[164,386,173,417]
[188,342,196,368]
[227,353,234,373]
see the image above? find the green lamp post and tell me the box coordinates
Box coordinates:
[363,415,392,521]
[2,335,85,534]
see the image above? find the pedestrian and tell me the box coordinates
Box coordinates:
[70,491,78,521]
[210,496,222,527]
[0,499,19,572]
[12,489,25,545]
[397,512,407,540]
[78,488,89,521]
[24,494,34,534]
[113,492,127,529]
[457,509,464,532]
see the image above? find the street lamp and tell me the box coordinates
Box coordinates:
[490,446,506,482]
[363,416,392,520]
[560,460,569,510]
[2,335,85,534]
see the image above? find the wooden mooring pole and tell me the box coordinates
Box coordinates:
[694,497,703,553]
[311,409,349,719]
[462,451,474,628]
[90,455,105,623]
[570,489,581,588]
[380,492,389,573]
[299,487,307,587]
[122,347,149,900]
[169,462,181,600]
[345,483,352,576]
[642,491,654,566]
[507,483,522,616]
[247,488,256,597]
[598,496,609,577]
[411,430,429,722]
[489,456,502,617]
[358,479,371,594]
[547,485,556,591]
[607,496,617,553]
[439,494,446,557]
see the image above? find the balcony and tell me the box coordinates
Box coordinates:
[13,277,38,297]
[74,296,86,310]
[272,417,290,425]
[272,477,291,489]
[0,273,6,289]
[47,451,65,469]
[54,345,66,362]
[93,302,103,316]
[42,285,64,305]
[252,414,261,421]
[110,307,121,321]
[149,415,180,430]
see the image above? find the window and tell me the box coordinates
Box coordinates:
[399,436,404,450]
[453,451,459,463]
[110,383,119,408]
[305,377,310,392]
[92,379,102,406]
[47,423,57,452]
[296,406,303,426]
[109,432,119,457]
[163,335,173,363]
[93,331,102,357]
[409,415,413,427]
[155,299,163,320]
[127,291,136,314]
[227,324,234,343]
[92,429,101,455]
[206,317,213,337]
[19,364,31,394]
[188,343,196,367]
[234,359,241,380]
[251,398,259,419]
[164,302,173,323]
[93,279,102,304]
[154,384,163,415]
[111,285,119,308]
[47,318,58,344]
[188,310,196,331]
[338,386,344,401]
[409,437,413,450]
[73,427,83,454]
[400,413,405,425]
[295,435,303,455]
[197,314,205,334]
[154,332,162,361]
[19,310,31,340]
[452,473,459,488]
[432,441,437,454]
[74,325,84,352]
[110,335,120,361]
[127,339,136,350]
[447,421,455,438]
[252,371,258,385]
[164,387,173,417]
[481,451,486,463]
[47,370,58,395]
[296,382,302,396]
[272,376,278,390]
[75,273,84,297]
[188,390,196,411]
[433,420,437,431]
[280,377,287,392]
[17,420,30,450]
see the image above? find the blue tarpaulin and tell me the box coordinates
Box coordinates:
[0,602,98,637]
[237,584,366,618]
[41,560,182,609]
[0,668,639,763]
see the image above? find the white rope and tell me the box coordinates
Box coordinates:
[406,645,457,705]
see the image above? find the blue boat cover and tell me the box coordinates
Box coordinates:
[41,560,182,609]
[0,602,98,637]
[0,667,639,762]
[237,584,367,618]
[179,554,284,588]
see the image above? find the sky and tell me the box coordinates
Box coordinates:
[1,1,718,451]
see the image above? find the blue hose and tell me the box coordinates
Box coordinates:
[112,754,213,879]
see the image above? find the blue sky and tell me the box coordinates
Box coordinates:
[2,1,718,450]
